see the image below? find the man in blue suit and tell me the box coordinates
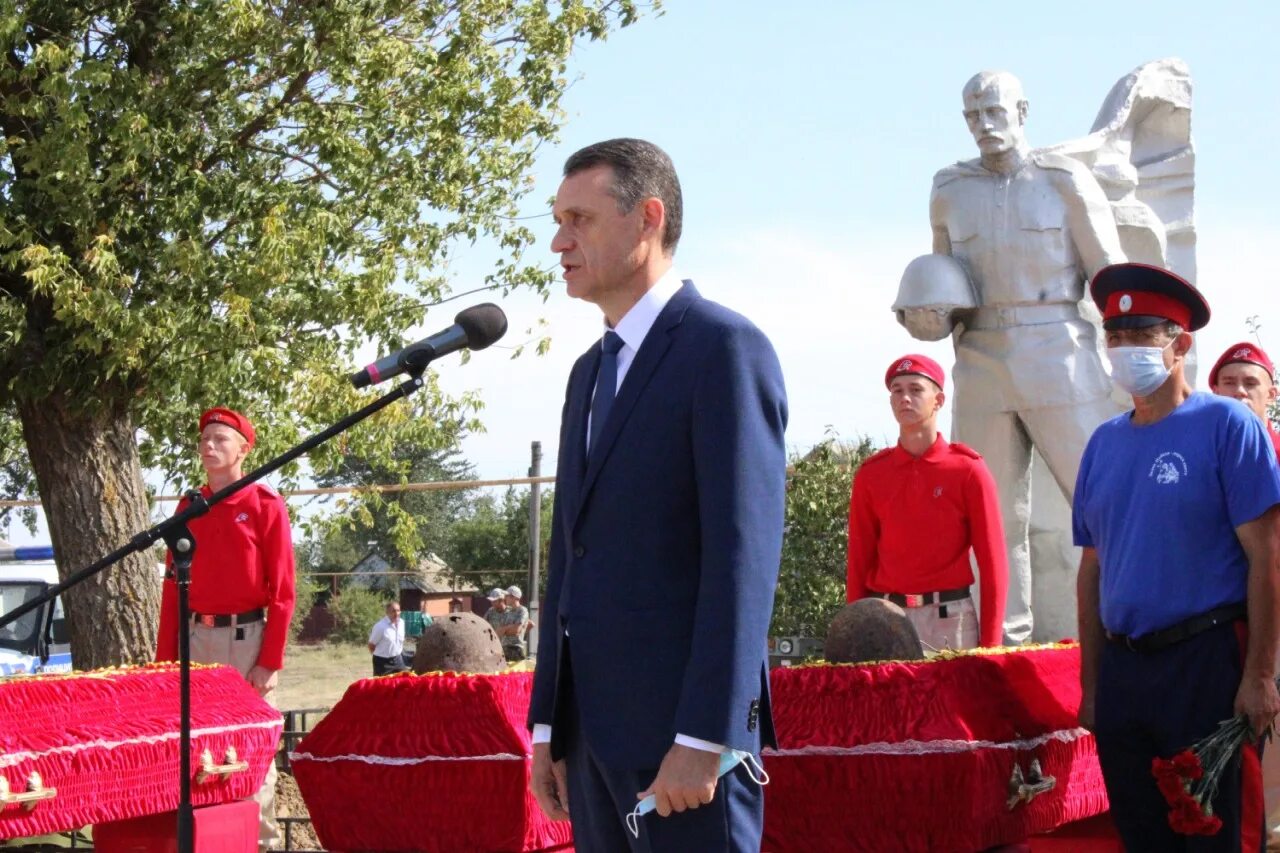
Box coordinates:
[527,138,788,851]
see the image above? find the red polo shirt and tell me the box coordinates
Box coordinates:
[847,435,1008,647]
[155,483,296,671]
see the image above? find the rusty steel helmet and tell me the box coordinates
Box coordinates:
[891,254,978,341]
[412,612,506,674]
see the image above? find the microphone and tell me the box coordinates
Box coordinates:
[349,303,508,388]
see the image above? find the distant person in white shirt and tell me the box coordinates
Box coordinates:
[368,602,408,675]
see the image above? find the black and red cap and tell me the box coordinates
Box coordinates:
[1090,262,1210,332]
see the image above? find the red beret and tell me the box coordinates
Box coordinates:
[199,407,255,448]
[885,354,945,390]
[1208,342,1276,388]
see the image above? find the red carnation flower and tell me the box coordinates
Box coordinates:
[1152,709,1263,837]
[1155,772,1189,805]
[1171,750,1204,780]
[1169,797,1217,835]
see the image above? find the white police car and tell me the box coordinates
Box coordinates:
[0,545,72,676]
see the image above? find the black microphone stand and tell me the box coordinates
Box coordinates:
[0,368,429,853]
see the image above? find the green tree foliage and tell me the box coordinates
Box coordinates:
[1244,318,1278,430]
[326,585,388,646]
[287,566,324,644]
[444,486,552,596]
[297,522,368,589]
[0,416,35,533]
[0,0,651,666]
[771,435,877,639]
[306,413,476,577]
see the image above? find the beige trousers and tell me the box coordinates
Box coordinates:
[190,619,280,850]
[904,597,980,653]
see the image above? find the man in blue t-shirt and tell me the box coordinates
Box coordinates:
[1074,262,1280,851]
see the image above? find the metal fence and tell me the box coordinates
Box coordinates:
[278,706,329,853]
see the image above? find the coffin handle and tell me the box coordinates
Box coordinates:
[195,746,250,784]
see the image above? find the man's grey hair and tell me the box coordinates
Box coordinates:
[563,138,683,253]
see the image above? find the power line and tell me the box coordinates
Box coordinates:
[0,464,823,510]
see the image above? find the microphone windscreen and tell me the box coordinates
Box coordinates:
[455,303,508,350]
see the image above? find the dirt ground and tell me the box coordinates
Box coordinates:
[275,771,322,851]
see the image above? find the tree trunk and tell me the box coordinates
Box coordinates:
[17,393,159,669]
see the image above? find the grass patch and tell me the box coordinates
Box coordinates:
[276,641,370,714]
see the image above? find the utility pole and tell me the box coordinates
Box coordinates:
[527,441,542,657]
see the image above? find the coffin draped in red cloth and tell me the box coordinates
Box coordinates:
[293,646,1101,852]
[291,671,570,853]
[762,643,1107,852]
[0,663,281,839]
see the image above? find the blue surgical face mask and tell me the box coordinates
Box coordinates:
[625,749,769,838]
[1107,342,1173,397]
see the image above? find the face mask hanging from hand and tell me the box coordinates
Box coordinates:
[625,749,770,838]
[1107,342,1173,397]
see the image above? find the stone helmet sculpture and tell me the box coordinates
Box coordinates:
[892,254,978,342]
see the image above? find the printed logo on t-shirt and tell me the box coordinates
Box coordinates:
[1149,451,1189,485]
[235,512,250,523]
[932,486,943,498]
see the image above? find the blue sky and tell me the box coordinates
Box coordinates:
[6,1,1279,545]
[440,0,1280,481]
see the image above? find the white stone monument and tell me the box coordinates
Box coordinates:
[903,59,1194,643]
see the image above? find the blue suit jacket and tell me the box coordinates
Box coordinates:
[528,281,788,770]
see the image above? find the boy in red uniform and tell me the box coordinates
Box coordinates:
[1210,341,1280,458]
[1209,341,1280,842]
[847,355,1008,648]
[155,407,295,850]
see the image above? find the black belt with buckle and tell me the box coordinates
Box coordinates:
[879,588,970,609]
[192,607,265,628]
[1105,603,1246,654]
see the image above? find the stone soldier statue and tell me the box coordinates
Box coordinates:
[925,60,1195,644]
[929,70,1124,644]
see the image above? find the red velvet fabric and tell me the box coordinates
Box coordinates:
[291,671,572,853]
[294,648,1102,853]
[0,663,280,839]
[763,644,1108,852]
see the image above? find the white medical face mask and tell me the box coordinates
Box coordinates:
[1107,342,1173,397]
[625,749,769,838]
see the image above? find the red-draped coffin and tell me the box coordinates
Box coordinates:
[292,646,1104,852]
[763,644,1108,851]
[291,671,570,853]
[0,663,281,840]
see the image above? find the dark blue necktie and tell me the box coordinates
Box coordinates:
[589,331,625,456]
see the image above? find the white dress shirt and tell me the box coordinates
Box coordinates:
[584,268,683,452]
[369,616,405,658]
[535,271,725,755]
